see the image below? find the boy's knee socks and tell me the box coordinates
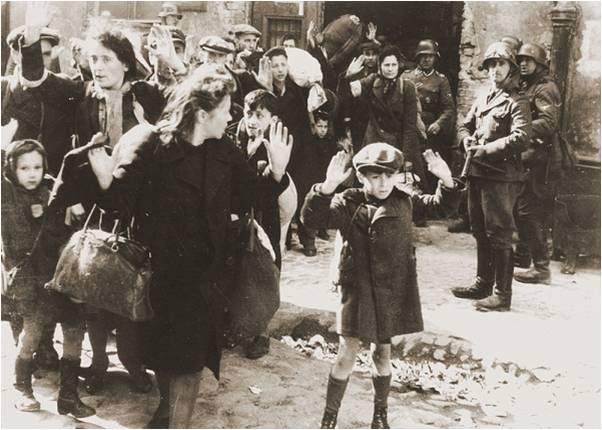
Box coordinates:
[325,374,350,414]
[372,374,392,407]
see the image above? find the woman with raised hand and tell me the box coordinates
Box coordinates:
[18,1,185,396]
[86,63,293,428]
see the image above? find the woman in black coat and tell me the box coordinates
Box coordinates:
[87,64,293,428]
[19,6,183,395]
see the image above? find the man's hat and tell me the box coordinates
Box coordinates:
[7,25,60,50]
[359,40,380,53]
[199,36,235,54]
[353,143,404,173]
[158,2,182,19]
[233,24,261,37]
[415,39,440,59]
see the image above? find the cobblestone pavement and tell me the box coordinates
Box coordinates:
[1,221,600,428]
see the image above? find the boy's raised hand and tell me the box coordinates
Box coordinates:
[321,151,352,195]
[423,149,454,188]
[24,1,54,45]
[254,57,273,91]
[265,119,293,182]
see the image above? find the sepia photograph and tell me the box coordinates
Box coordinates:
[0,0,600,428]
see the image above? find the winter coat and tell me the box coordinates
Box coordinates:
[20,40,164,149]
[345,74,426,183]
[293,134,338,204]
[301,183,459,343]
[96,124,290,377]
[235,121,288,268]
[458,87,531,182]
[1,173,74,321]
[1,74,75,176]
[519,72,562,198]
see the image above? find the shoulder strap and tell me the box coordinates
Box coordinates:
[342,203,363,238]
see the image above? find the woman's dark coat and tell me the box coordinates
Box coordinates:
[20,40,164,149]
[97,124,289,377]
[342,74,426,182]
[301,184,458,343]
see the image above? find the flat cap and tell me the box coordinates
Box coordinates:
[7,25,60,49]
[353,143,404,173]
[199,36,235,54]
[233,24,261,37]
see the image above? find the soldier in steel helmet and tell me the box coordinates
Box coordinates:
[450,42,532,312]
[513,42,563,283]
[402,40,455,171]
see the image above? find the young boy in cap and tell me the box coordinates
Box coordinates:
[301,143,458,428]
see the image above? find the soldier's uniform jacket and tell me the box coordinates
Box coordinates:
[402,67,455,134]
[458,87,532,182]
[519,71,562,175]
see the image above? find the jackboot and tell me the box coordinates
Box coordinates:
[14,357,40,412]
[475,249,513,312]
[57,358,96,418]
[451,241,494,299]
[514,221,551,284]
[320,375,349,429]
[371,375,391,429]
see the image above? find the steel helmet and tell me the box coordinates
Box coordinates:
[480,42,518,70]
[517,43,549,68]
[415,39,440,59]
[500,35,523,54]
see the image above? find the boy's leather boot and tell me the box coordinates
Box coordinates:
[58,358,96,418]
[14,357,40,412]
[320,375,349,429]
[451,241,494,299]
[475,249,513,312]
[371,374,391,429]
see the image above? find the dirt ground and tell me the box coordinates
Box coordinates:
[1,221,600,428]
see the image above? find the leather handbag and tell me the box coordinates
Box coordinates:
[228,208,280,337]
[46,205,153,322]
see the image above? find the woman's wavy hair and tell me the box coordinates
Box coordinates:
[157,64,236,143]
[378,45,406,76]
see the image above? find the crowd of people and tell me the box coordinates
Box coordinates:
[1,1,569,429]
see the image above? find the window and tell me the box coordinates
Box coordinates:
[266,16,303,48]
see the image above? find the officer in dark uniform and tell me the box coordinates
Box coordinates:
[513,43,562,285]
[450,42,531,312]
[402,39,455,165]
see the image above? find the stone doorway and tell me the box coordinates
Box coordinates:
[323,1,464,96]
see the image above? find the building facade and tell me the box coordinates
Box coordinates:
[1,1,600,162]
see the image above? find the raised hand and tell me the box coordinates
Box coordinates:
[366,22,378,41]
[254,56,273,91]
[321,151,353,195]
[345,56,365,78]
[337,129,354,155]
[264,119,293,182]
[87,133,115,191]
[423,149,454,188]
[147,25,186,74]
[24,1,53,45]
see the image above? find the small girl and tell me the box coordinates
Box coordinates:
[301,143,459,428]
[2,139,94,417]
